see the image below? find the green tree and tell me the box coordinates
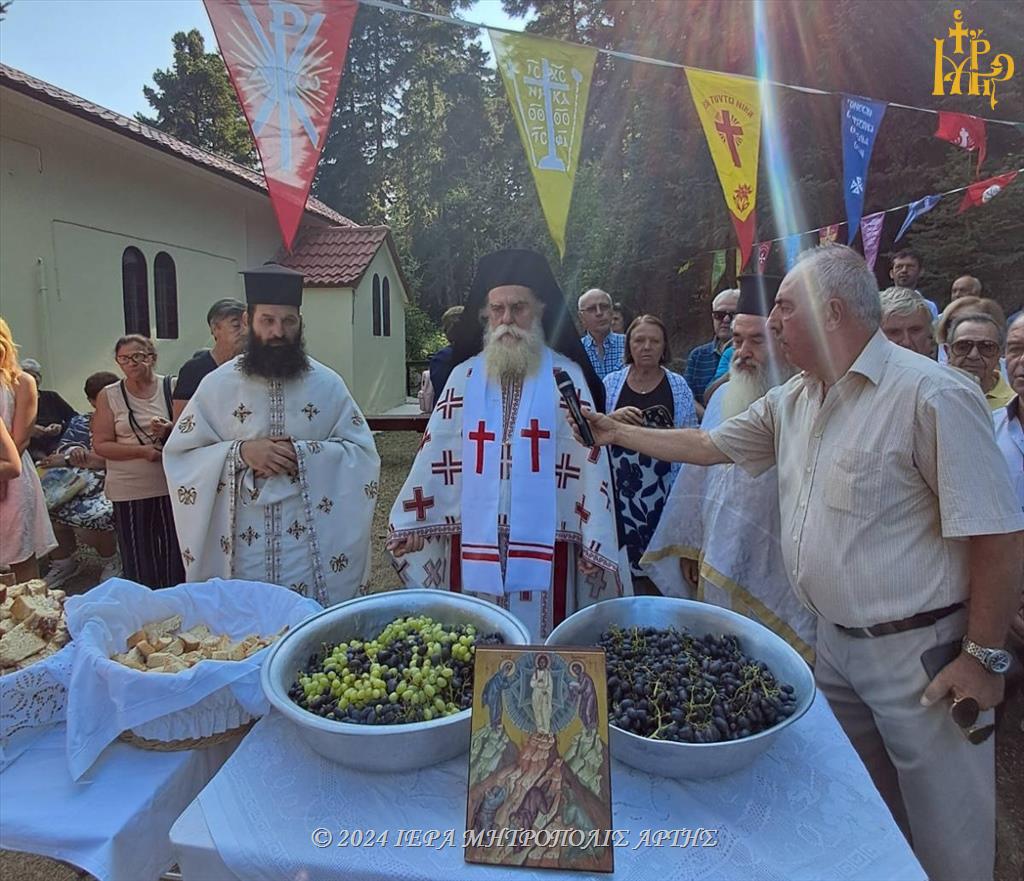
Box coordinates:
[138,29,256,167]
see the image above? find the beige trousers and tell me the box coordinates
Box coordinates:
[815,609,995,881]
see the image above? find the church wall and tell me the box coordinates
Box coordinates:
[0,88,326,409]
[300,286,355,396]
[350,246,407,414]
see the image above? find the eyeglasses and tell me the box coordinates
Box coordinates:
[115,352,155,365]
[949,339,1000,359]
[949,696,995,745]
[712,311,736,322]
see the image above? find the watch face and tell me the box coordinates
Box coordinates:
[988,650,1012,674]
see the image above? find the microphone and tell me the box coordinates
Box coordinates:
[554,369,596,448]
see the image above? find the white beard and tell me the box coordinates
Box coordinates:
[720,359,794,420]
[483,318,545,383]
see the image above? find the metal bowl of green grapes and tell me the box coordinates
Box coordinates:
[261,589,532,771]
[545,596,815,779]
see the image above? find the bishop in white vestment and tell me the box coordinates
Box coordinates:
[388,250,629,638]
[163,264,379,606]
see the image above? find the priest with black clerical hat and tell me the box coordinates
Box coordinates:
[387,248,631,640]
[163,261,380,606]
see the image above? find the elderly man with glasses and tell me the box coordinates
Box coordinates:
[945,313,1015,410]
[683,288,739,403]
[578,288,625,379]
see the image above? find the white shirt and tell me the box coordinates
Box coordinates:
[993,397,1024,512]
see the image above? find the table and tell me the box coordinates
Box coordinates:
[0,723,238,881]
[170,697,926,881]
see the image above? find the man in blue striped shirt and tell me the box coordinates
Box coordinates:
[684,288,738,401]
[578,288,626,379]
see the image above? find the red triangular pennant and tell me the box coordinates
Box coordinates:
[204,0,358,250]
[958,171,1018,213]
[934,111,987,176]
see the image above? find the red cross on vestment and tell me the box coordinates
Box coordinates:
[575,496,591,524]
[714,109,743,167]
[435,388,464,420]
[418,430,432,452]
[555,453,581,489]
[468,420,496,474]
[431,449,462,486]
[403,486,435,521]
[520,418,551,473]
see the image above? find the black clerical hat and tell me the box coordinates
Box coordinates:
[240,262,304,307]
[737,274,783,317]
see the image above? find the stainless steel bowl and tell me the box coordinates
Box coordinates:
[261,589,531,771]
[545,596,815,779]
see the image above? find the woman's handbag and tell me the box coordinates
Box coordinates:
[38,466,89,511]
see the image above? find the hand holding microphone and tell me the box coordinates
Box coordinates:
[555,369,618,449]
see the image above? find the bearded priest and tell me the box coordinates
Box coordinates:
[388,250,630,638]
[163,263,379,606]
[641,275,815,661]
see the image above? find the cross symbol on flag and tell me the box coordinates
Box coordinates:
[714,109,744,167]
[850,176,864,195]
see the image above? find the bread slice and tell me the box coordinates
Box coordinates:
[144,615,182,644]
[146,651,177,669]
[0,624,48,666]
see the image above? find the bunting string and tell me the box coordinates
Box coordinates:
[359,0,1023,128]
[676,167,1024,272]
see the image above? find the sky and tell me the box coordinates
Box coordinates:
[0,0,526,119]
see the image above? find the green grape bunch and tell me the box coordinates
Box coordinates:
[287,615,505,725]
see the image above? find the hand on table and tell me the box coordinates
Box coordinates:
[240,438,297,478]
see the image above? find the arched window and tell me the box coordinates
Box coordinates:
[372,273,382,337]
[382,276,391,337]
[154,252,178,339]
[121,247,149,335]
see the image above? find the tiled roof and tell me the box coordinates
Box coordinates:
[0,63,354,228]
[277,225,401,288]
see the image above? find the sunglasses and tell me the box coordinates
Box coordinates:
[949,340,1000,359]
[712,311,736,322]
[949,696,995,745]
[116,352,155,365]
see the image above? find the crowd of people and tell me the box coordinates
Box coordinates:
[0,243,1022,881]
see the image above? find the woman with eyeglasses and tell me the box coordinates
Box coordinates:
[92,335,184,587]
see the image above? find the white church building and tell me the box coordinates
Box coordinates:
[0,64,408,415]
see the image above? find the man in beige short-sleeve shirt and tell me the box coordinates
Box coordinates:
[577,246,1023,881]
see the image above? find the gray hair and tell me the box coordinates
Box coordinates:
[948,312,1006,348]
[793,244,881,328]
[879,287,932,322]
[712,288,740,310]
[20,358,42,376]
[578,288,611,309]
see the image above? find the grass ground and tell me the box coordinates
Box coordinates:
[2,432,1020,880]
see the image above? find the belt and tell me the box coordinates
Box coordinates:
[835,602,965,639]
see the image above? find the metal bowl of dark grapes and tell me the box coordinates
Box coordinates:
[546,596,815,779]
[261,589,531,771]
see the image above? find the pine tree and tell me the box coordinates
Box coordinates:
[138,29,256,167]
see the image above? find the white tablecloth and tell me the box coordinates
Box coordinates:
[173,697,925,881]
[0,723,237,881]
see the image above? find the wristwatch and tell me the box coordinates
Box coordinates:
[961,637,1013,674]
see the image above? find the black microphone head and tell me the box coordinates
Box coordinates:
[553,368,574,392]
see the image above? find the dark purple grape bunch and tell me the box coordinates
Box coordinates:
[600,626,798,743]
